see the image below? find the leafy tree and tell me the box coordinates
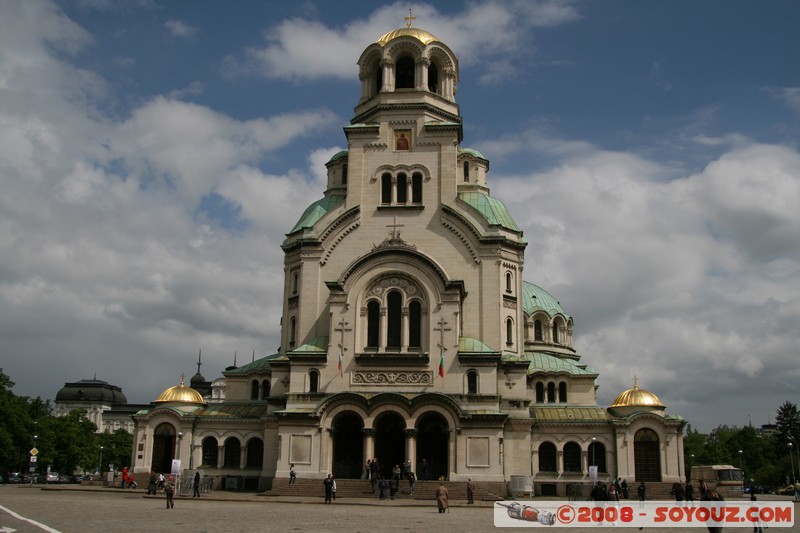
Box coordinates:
[775,401,800,447]
[98,429,134,473]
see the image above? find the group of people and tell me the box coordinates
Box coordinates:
[120,467,137,489]
[365,458,417,499]
[590,477,635,501]
[323,473,337,503]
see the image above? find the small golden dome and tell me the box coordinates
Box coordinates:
[610,383,665,408]
[377,27,439,46]
[155,375,205,405]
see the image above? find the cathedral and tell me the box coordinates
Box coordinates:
[127,20,686,496]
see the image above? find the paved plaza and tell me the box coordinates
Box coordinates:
[0,486,797,532]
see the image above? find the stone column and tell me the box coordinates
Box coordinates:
[401,307,409,351]
[217,445,224,469]
[420,58,430,91]
[382,60,394,92]
[240,444,247,469]
[363,428,375,463]
[325,428,335,475]
[380,307,388,350]
[405,429,417,468]
[390,175,397,204]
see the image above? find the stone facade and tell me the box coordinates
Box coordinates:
[129,22,685,494]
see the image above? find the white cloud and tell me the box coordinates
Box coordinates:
[165,19,198,38]
[222,1,579,81]
[763,86,800,113]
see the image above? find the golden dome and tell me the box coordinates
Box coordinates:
[610,383,665,408]
[155,375,205,405]
[377,27,439,46]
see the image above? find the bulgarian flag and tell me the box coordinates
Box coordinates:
[338,349,344,378]
[438,352,445,377]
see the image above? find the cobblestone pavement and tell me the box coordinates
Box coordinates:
[0,485,797,533]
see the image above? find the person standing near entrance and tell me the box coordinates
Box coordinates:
[436,481,449,514]
[466,478,475,504]
[164,476,175,509]
[323,474,334,504]
[193,471,201,498]
[408,471,416,496]
[421,458,430,481]
[289,464,296,484]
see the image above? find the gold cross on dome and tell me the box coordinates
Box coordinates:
[633,375,639,389]
[405,8,416,28]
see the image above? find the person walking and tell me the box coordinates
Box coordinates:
[332,476,337,500]
[408,471,416,496]
[685,480,694,502]
[323,474,334,504]
[289,464,296,484]
[466,478,475,504]
[164,475,175,509]
[389,476,398,500]
[193,471,201,498]
[436,481,449,514]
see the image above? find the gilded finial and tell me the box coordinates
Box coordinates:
[404,8,416,28]
[633,375,639,389]
[179,373,186,386]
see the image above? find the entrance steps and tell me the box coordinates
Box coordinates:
[262,478,505,502]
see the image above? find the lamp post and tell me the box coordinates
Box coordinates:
[591,436,596,466]
[31,434,38,484]
[99,445,104,475]
[738,449,743,476]
[690,453,695,481]
[790,443,796,485]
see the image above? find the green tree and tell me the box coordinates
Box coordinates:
[97,429,133,473]
[0,369,52,472]
[775,401,800,446]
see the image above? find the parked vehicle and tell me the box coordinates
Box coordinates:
[5,472,23,484]
[690,465,744,498]
[776,485,796,496]
[46,472,59,483]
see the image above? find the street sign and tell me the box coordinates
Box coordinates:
[30,447,38,456]
[30,456,37,463]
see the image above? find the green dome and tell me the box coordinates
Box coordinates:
[288,195,344,234]
[522,281,569,318]
[458,192,520,232]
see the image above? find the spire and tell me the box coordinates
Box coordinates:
[252,349,255,363]
[196,349,202,374]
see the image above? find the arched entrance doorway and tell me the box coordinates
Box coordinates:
[416,412,449,480]
[634,428,661,482]
[374,412,406,478]
[332,411,364,479]
[151,423,176,474]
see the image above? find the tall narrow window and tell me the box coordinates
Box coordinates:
[552,322,560,344]
[387,290,402,348]
[202,437,218,467]
[223,438,241,468]
[506,318,513,345]
[408,300,421,348]
[396,173,407,203]
[534,320,543,341]
[381,173,392,204]
[536,382,544,403]
[563,442,581,472]
[505,272,512,293]
[467,370,478,394]
[342,164,348,185]
[289,318,296,348]
[559,382,567,403]
[412,172,422,203]
[292,273,298,294]
[547,382,555,403]
[428,63,439,93]
[308,369,319,393]
[463,161,469,182]
[538,442,557,472]
[250,380,259,400]
[396,56,414,89]
[367,301,380,348]
[374,65,382,95]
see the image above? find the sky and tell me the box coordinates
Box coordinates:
[1,0,798,433]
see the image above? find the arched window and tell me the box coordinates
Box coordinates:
[223,437,240,468]
[250,380,259,400]
[387,290,402,348]
[374,64,383,95]
[201,436,218,467]
[408,300,421,348]
[289,317,296,348]
[367,300,380,348]
[246,438,264,468]
[396,173,407,203]
[467,370,478,394]
[535,382,544,403]
[506,318,513,345]
[308,369,319,393]
[538,442,557,472]
[547,382,555,403]
[534,320,543,341]
[396,56,415,89]
[428,63,439,93]
[588,441,607,473]
[381,173,392,204]
[463,161,469,182]
[552,322,560,344]
[342,164,348,185]
[559,382,567,403]
[261,379,270,400]
[563,442,581,472]
[412,172,422,203]
[505,272,513,293]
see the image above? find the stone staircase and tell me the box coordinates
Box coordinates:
[262,478,505,502]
